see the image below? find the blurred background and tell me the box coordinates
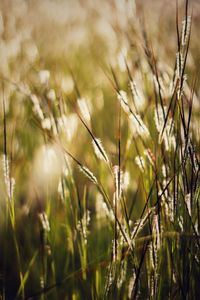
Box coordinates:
[0,0,200,299]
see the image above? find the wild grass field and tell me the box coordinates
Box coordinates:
[0,0,200,299]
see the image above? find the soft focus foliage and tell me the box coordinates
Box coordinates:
[0,0,200,299]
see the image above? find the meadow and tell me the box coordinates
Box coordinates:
[0,0,200,299]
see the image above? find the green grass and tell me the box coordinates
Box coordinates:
[0,0,200,299]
